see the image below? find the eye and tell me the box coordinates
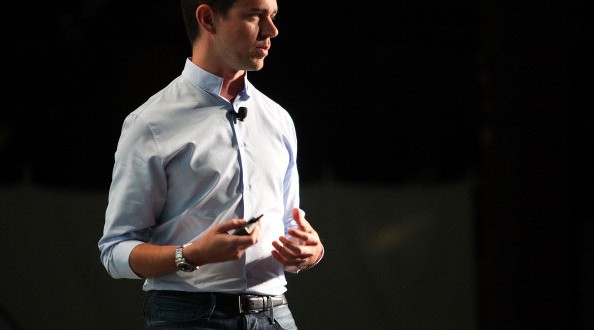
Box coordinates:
[246,10,277,22]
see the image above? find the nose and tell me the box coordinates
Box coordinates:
[261,16,279,38]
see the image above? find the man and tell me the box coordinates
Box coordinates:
[98,0,324,329]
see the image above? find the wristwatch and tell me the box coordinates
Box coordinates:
[175,246,198,272]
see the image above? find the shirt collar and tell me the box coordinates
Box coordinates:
[182,58,251,102]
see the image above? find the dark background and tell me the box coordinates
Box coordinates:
[1,1,588,329]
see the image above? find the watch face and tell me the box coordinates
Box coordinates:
[178,262,196,272]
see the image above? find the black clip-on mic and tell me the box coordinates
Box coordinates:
[236,107,248,121]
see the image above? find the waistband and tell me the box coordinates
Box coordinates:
[146,290,288,315]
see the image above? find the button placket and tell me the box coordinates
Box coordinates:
[234,123,253,216]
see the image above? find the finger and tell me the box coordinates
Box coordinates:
[271,244,290,264]
[216,218,247,233]
[275,238,299,256]
[286,228,320,247]
[235,223,260,244]
[272,240,298,259]
[231,234,259,250]
[272,240,292,255]
[271,248,307,267]
[248,222,260,241]
[279,235,305,250]
[271,249,292,265]
[275,238,313,258]
[285,228,310,243]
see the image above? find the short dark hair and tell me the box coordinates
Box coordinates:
[180,0,238,45]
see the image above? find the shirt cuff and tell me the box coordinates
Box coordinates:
[110,240,145,279]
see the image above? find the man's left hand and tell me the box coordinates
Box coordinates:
[272,208,324,272]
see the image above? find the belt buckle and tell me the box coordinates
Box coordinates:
[238,295,253,314]
[239,295,266,314]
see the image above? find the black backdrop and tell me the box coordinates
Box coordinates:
[2,1,588,329]
[3,1,482,187]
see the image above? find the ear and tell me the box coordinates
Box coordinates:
[196,4,216,34]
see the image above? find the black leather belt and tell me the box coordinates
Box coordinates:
[147,291,288,315]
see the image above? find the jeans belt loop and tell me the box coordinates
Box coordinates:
[238,296,244,314]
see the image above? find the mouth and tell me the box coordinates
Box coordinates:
[255,44,270,57]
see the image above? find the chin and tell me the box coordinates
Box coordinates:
[246,59,265,71]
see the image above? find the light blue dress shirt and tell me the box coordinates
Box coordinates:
[99,59,301,296]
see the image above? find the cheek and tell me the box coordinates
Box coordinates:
[227,25,257,44]
[221,34,247,53]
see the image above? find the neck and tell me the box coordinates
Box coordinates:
[190,51,245,101]
[219,73,245,101]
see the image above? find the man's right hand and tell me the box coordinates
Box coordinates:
[129,218,260,279]
[183,218,261,266]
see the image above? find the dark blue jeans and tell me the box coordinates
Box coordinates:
[142,291,298,330]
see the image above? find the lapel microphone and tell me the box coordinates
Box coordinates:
[236,107,248,121]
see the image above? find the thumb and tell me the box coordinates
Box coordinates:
[292,207,310,229]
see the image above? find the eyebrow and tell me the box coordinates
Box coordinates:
[248,7,278,16]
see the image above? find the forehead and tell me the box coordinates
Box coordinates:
[232,0,278,12]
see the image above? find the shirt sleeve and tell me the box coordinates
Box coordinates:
[98,113,167,279]
[282,114,301,235]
